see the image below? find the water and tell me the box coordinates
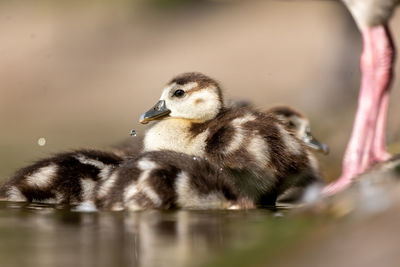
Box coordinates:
[130,130,137,137]
[0,202,314,267]
[37,137,46,146]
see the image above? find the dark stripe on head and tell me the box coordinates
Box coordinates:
[170,72,219,87]
[169,72,224,104]
[267,106,305,119]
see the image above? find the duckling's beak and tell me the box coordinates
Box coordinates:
[303,133,329,155]
[139,100,171,124]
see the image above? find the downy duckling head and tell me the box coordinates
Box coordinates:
[268,105,329,155]
[140,72,223,124]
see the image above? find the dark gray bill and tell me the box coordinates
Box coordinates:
[139,100,171,124]
[303,133,329,155]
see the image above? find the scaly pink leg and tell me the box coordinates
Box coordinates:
[323,25,395,195]
[372,90,391,162]
[371,27,395,162]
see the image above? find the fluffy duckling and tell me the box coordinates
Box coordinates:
[266,105,329,155]
[265,106,329,203]
[0,149,251,210]
[0,114,251,210]
[96,151,253,211]
[228,102,329,155]
[228,103,328,202]
[140,72,322,205]
[0,150,123,205]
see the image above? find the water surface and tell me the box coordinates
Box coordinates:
[0,202,314,267]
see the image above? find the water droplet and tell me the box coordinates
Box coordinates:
[38,137,46,146]
[193,156,197,161]
[129,130,137,137]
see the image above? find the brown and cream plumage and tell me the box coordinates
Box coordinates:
[96,151,252,211]
[266,105,328,203]
[140,72,322,205]
[0,72,326,209]
[0,149,251,210]
[267,105,329,155]
[0,149,123,205]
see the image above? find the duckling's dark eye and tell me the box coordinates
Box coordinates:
[173,89,185,97]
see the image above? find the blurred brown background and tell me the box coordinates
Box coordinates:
[1,0,399,182]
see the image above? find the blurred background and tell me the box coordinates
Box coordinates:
[2,2,400,267]
[1,0,400,182]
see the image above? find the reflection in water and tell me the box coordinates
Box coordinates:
[0,202,284,267]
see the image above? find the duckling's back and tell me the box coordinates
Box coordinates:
[96,150,252,210]
[0,149,123,204]
[190,107,322,205]
[0,149,252,210]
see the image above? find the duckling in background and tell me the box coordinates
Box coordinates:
[140,72,322,206]
[225,103,329,203]
[0,150,123,205]
[265,106,329,203]
[267,106,329,155]
[228,102,329,155]
[96,150,253,211]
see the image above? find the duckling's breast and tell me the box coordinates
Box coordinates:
[143,118,209,156]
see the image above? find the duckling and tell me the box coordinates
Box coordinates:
[226,103,328,203]
[228,102,329,155]
[0,148,252,210]
[266,105,329,155]
[96,150,253,211]
[139,72,322,205]
[0,149,123,205]
[265,105,329,203]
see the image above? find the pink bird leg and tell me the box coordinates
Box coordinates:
[323,25,395,195]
